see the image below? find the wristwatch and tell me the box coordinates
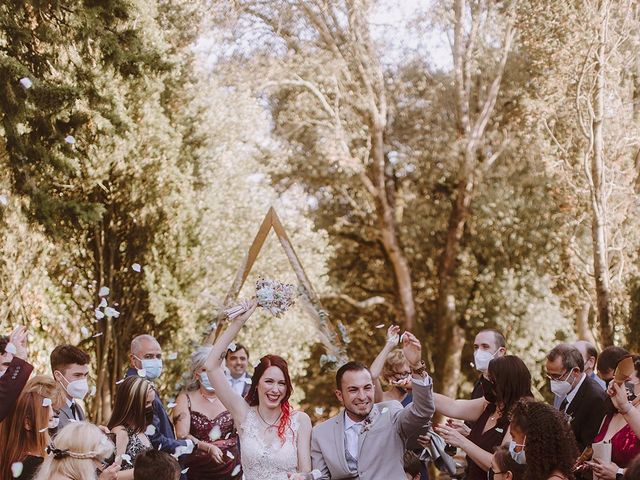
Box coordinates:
[616,467,624,479]
[411,360,428,377]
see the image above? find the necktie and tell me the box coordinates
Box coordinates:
[559,398,568,412]
[70,402,78,420]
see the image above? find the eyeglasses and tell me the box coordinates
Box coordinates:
[390,371,411,382]
[487,467,506,480]
[545,369,572,382]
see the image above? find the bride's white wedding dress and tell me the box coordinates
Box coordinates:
[238,407,300,479]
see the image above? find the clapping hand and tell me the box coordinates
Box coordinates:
[434,423,468,449]
[385,325,401,345]
[8,326,28,360]
[401,331,422,368]
[446,418,471,437]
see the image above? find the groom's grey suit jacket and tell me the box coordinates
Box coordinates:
[311,379,435,480]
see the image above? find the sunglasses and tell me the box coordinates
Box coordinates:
[487,467,507,480]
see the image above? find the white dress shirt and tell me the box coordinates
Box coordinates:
[344,413,364,460]
[227,373,249,396]
[564,372,587,410]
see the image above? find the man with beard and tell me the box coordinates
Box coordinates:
[311,331,435,480]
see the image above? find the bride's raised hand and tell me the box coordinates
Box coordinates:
[235,297,258,324]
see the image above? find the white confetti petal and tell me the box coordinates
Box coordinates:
[208,425,222,441]
[116,379,125,385]
[314,407,325,416]
[137,369,146,378]
[39,427,48,432]
[231,465,241,477]
[121,454,132,465]
[158,443,162,450]
[19,77,32,89]
[89,385,97,397]
[226,451,235,459]
[244,377,252,384]
[99,298,108,308]
[145,425,156,436]
[252,360,261,368]
[81,326,89,337]
[167,352,178,360]
[98,286,110,297]
[105,307,119,318]
[228,342,237,352]
[11,461,23,478]
[381,407,389,414]
[131,263,141,272]
[224,432,231,439]
[181,468,189,474]
[95,309,105,320]
[5,343,17,355]
[0,194,8,206]
[311,469,322,479]
[375,324,385,329]
[42,398,52,407]
[167,402,177,408]
[92,332,103,338]
[64,135,76,145]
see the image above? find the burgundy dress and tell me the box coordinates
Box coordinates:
[466,403,510,480]
[593,414,640,467]
[183,395,242,479]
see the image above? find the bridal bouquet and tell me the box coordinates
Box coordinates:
[225,278,298,319]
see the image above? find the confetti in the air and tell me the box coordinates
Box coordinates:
[137,369,147,378]
[105,307,120,318]
[92,332,103,338]
[167,402,177,409]
[167,352,178,360]
[64,135,76,145]
[181,468,189,474]
[145,425,156,436]
[121,454,132,465]
[314,407,325,416]
[228,342,237,352]
[81,326,89,337]
[95,309,105,320]
[11,461,23,478]
[231,465,241,477]
[375,324,385,329]
[19,77,32,89]
[42,398,52,407]
[0,195,7,206]
[99,298,108,308]
[90,385,97,397]
[226,451,235,459]
[116,379,125,385]
[98,286,110,297]
[132,263,141,272]
[208,425,222,441]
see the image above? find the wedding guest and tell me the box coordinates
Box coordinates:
[50,344,91,429]
[0,326,33,422]
[489,445,525,480]
[175,345,242,479]
[312,331,435,480]
[126,334,192,458]
[33,421,120,480]
[597,346,630,386]
[133,449,181,480]
[107,376,154,479]
[226,343,251,397]
[370,326,412,404]
[0,378,56,479]
[586,356,640,480]
[471,329,507,400]
[204,299,313,479]
[434,355,533,480]
[573,340,606,389]
[509,399,579,480]
[545,343,606,450]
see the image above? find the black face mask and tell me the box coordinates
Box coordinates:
[145,406,154,426]
[481,376,497,403]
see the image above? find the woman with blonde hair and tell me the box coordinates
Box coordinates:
[33,421,120,480]
[0,376,57,479]
[107,376,155,479]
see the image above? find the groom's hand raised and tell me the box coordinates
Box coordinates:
[400,331,422,368]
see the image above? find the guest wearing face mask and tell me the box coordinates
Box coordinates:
[174,346,242,479]
[107,376,156,479]
[470,329,507,401]
[545,343,606,451]
[50,345,91,429]
[509,399,579,480]
[126,334,192,460]
[488,445,525,480]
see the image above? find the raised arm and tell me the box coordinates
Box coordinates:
[370,326,400,403]
[433,393,487,422]
[204,298,257,425]
[610,382,640,436]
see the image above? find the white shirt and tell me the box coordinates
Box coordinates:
[564,373,587,410]
[227,372,249,396]
[344,413,364,460]
[65,398,81,420]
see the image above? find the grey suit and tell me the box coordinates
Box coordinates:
[312,379,435,480]
[57,401,85,430]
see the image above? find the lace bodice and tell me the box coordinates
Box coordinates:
[238,407,299,480]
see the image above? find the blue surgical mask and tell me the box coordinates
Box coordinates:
[137,357,163,380]
[200,372,215,392]
[508,439,526,465]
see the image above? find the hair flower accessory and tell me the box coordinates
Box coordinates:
[46,444,70,459]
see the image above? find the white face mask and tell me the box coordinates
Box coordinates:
[56,372,89,400]
[474,349,498,372]
[135,356,163,380]
[509,439,526,464]
[549,370,575,398]
[49,416,60,429]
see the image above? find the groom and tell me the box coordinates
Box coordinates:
[311,331,434,479]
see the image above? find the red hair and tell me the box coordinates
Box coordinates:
[245,354,293,442]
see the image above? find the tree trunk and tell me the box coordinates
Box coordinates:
[575,302,596,343]
[370,121,416,330]
[590,2,613,346]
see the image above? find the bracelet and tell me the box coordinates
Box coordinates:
[620,403,633,415]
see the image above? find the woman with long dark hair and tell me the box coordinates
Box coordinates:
[433,355,533,480]
[204,299,312,480]
[509,399,578,480]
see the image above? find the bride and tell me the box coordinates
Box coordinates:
[204,298,313,480]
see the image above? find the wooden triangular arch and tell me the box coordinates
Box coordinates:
[206,207,347,366]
